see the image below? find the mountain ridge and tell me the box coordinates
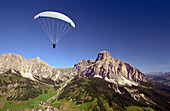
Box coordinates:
[56,77,169,111]
[0,51,147,86]
[0,53,74,85]
[145,72,170,86]
[0,52,169,111]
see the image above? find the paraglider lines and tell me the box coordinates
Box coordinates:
[34,11,75,47]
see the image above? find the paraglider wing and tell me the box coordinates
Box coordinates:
[34,11,75,28]
[34,11,75,48]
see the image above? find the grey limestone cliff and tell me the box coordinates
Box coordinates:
[73,51,147,86]
[0,53,73,84]
[0,51,147,86]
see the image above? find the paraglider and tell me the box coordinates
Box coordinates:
[34,11,75,48]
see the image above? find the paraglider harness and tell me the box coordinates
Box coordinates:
[53,43,56,48]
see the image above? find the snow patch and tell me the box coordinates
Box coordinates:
[56,71,60,78]
[104,76,138,86]
[140,94,148,100]
[23,72,34,80]
[124,87,140,101]
[105,77,117,84]
[140,93,156,105]
[94,74,103,78]
[11,69,17,74]
[120,76,138,86]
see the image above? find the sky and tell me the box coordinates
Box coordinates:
[0,0,170,73]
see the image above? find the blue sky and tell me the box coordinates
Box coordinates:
[0,0,170,73]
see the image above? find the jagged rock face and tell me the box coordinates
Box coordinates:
[0,53,73,84]
[73,59,95,76]
[0,52,147,86]
[95,51,111,61]
[0,53,28,76]
[73,51,147,85]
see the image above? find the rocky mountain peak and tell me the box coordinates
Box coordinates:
[28,57,45,64]
[0,53,27,61]
[73,51,147,86]
[96,51,111,61]
[0,53,74,84]
[0,52,147,86]
[33,57,41,61]
[74,59,95,67]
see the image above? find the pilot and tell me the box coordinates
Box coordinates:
[53,43,56,48]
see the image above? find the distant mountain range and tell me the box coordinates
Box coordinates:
[145,72,170,76]
[145,72,170,86]
[0,51,169,110]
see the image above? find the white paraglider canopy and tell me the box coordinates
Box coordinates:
[34,11,75,48]
[34,11,75,28]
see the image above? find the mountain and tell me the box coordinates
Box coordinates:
[73,51,147,86]
[0,71,52,110]
[0,72,49,101]
[0,51,147,86]
[145,72,170,77]
[0,53,74,85]
[145,72,170,86]
[0,52,169,110]
[54,77,169,111]
[0,71,66,111]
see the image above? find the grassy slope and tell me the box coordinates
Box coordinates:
[51,99,89,111]
[55,77,154,111]
[1,86,55,110]
[0,79,70,110]
[0,73,58,110]
[138,82,170,110]
[126,106,155,111]
[1,74,169,111]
